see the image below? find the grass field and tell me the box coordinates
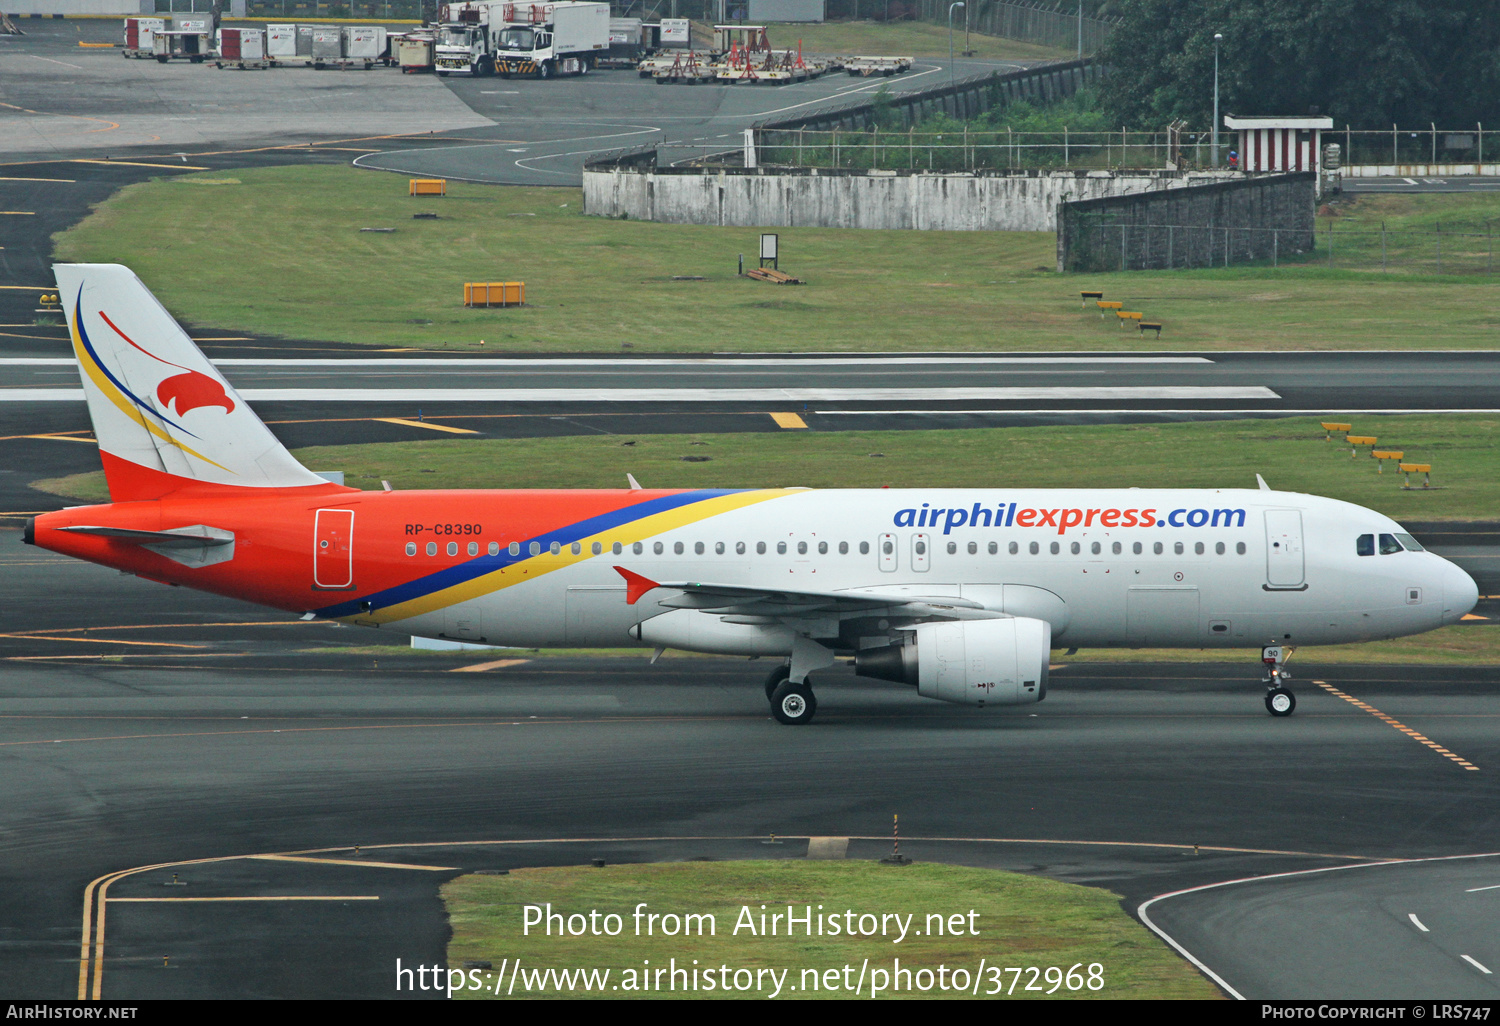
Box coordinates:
[32,413,1498,519]
[51,166,1500,351]
[442,861,1220,1000]
[691,18,1070,60]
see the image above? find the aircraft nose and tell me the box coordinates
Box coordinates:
[1440,559,1479,625]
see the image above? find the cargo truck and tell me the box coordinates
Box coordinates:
[434,1,608,78]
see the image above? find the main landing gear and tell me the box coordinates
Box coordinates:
[764,664,816,725]
[1261,644,1296,717]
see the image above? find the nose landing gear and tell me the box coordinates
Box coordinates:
[1261,644,1296,716]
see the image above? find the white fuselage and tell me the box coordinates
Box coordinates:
[384,488,1477,654]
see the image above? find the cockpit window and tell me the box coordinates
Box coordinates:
[1356,534,1374,556]
[1394,532,1424,552]
[1379,533,1404,555]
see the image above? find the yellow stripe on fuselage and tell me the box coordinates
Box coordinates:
[363,488,797,625]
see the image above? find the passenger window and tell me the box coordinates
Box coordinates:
[1174,542,1184,555]
[1194,542,1204,555]
[1029,541,1039,555]
[1049,541,1060,555]
[695,541,705,555]
[1010,541,1019,555]
[427,542,437,556]
[570,542,581,555]
[1215,542,1225,555]
[468,541,479,556]
[947,542,957,554]
[550,541,561,555]
[818,541,827,554]
[653,541,664,555]
[757,542,767,555]
[1132,542,1142,554]
[737,541,747,555]
[968,541,978,555]
[1236,541,1246,555]
[592,542,602,555]
[448,542,458,556]
[714,542,724,554]
[914,540,927,555]
[529,541,541,556]
[988,541,998,555]
[510,542,521,556]
[405,542,416,556]
[1394,532,1424,552]
[612,542,622,555]
[860,541,870,555]
[673,541,684,555]
[839,541,849,554]
[777,541,788,555]
[882,540,893,555]
[796,541,806,555]
[1379,533,1403,555]
[489,542,499,556]
[633,542,643,555]
[1070,542,1081,555]
[1153,542,1163,554]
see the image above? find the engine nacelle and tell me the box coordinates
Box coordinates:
[855,617,1051,707]
[629,608,793,655]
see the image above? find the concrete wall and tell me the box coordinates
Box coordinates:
[1056,172,1317,272]
[1343,164,1500,178]
[584,167,1238,232]
[6,0,149,12]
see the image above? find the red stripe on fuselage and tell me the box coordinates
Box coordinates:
[32,489,701,614]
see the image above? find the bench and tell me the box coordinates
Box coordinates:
[1116,310,1143,327]
[1400,463,1433,490]
[1320,421,1352,441]
[1346,434,1377,457]
[1080,290,1104,307]
[1139,321,1163,338]
[409,178,447,196]
[1371,450,1404,473]
[1096,300,1123,317]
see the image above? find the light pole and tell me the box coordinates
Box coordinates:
[1211,32,1223,167]
[948,1,964,89]
[1077,1,1082,60]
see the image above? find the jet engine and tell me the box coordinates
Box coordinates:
[854,617,1051,706]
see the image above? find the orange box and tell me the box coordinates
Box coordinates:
[464,282,524,307]
[410,178,447,196]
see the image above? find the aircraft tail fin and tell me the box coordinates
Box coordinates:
[53,263,346,502]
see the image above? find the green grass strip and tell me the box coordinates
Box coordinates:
[442,861,1220,1000]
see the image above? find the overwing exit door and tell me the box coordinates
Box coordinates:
[314,508,354,589]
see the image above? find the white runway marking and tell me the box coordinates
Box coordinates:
[1465,883,1500,892]
[0,357,1216,367]
[1461,954,1492,974]
[1409,913,1429,931]
[0,386,1280,402]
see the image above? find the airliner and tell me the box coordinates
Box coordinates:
[25,265,1479,724]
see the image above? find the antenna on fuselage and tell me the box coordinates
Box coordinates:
[627,473,643,491]
[1256,474,1271,491]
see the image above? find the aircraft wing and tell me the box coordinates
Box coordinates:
[613,566,998,621]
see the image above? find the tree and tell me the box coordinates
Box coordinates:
[1097,0,1500,129]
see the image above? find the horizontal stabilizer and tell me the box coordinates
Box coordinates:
[58,524,233,548]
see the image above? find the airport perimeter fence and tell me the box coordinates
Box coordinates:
[1065,221,1500,275]
[907,0,1116,52]
[756,127,1213,172]
[1332,124,1492,167]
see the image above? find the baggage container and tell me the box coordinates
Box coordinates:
[311,26,344,62]
[217,27,266,68]
[397,33,435,72]
[296,24,317,57]
[122,16,164,57]
[266,23,297,58]
[344,25,387,62]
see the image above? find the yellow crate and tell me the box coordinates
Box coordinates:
[464,282,525,307]
[409,178,447,196]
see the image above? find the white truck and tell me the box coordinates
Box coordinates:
[435,0,608,78]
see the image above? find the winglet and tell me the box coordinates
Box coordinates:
[1256,474,1270,491]
[614,565,660,605]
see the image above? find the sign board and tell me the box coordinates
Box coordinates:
[760,233,778,260]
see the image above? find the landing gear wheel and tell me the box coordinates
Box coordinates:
[771,680,816,725]
[763,664,790,702]
[1265,688,1296,717]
